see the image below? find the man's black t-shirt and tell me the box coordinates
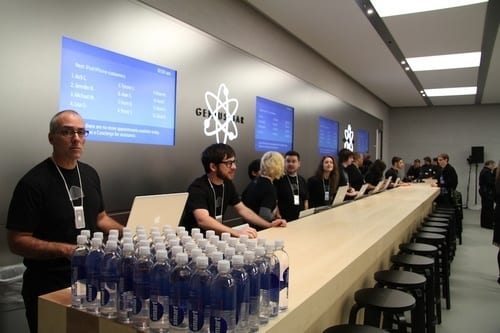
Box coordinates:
[181,175,240,232]
[274,174,308,222]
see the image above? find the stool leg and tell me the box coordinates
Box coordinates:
[348,303,362,324]
[365,307,382,328]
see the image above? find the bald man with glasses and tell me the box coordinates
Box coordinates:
[6,110,123,333]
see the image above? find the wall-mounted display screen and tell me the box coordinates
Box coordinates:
[357,129,369,153]
[59,36,177,146]
[255,96,294,153]
[318,116,339,156]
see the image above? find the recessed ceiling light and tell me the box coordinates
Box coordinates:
[424,86,477,97]
[400,60,406,65]
[371,0,487,17]
[404,66,410,71]
[406,52,481,71]
[367,8,374,15]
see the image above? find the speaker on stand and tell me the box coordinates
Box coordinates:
[467,146,484,209]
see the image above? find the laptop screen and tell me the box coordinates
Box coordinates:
[126,192,189,232]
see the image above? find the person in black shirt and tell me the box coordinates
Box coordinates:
[241,158,261,203]
[492,164,500,284]
[406,159,421,181]
[479,160,496,229]
[361,152,373,176]
[274,151,309,222]
[346,152,365,191]
[307,155,339,208]
[365,159,387,191]
[432,157,442,179]
[385,156,404,183]
[181,144,286,237]
[432,153,458,207]
[242,151,285,228]
[6,110,124,333]
[420,156,434,179]
[337,148,357,199]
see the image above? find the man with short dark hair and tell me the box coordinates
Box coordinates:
[432,153,458,207]
[180,143,286,237]
[274,150,309,222]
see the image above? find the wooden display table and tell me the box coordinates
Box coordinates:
[39,184,438,333]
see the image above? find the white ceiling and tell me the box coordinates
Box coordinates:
[246,0,500,108]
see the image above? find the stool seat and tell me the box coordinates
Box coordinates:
[354,288,416,311]
[374,270,426,287]
[423,221,448,228]
[391,253,434,267]
[417,226,447,234]
[414,232,446,241]
[323,324,389,333]
[399,242,438,255]
[424,217,449,223]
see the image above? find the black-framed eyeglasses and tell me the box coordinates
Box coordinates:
[219,159,237,168]
[55,127,89,138]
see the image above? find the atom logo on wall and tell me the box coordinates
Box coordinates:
[344,123,354,151]
[203,83,239,144]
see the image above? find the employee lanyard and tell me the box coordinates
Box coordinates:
[322,178,330,193]
[208,178,224,220]
[52,159,83,207]
[286,175,299,195]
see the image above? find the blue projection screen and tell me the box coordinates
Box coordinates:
[357,129,369,153]
[255,96,294,153]
[318,116,339,156]
[59,37,177,146]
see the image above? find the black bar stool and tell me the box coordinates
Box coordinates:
[413,232,451,311]
[390,253,437,333]
[424,216,456,260]
[374,270,426,333]
[349,288,416,333]
[323,324,389,333]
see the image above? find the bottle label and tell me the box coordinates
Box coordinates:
[210,316,228,333]
[86,283,98,302]
[280,267,289,290]
[189,309,204,331]
[150,300,164,321]
[169,305,185,326]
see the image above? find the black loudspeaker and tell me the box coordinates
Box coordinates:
[470,146,484,164]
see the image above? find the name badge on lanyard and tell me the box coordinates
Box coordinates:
[293,194,300,206]
[74,206,86,229]
[324,191,330,201]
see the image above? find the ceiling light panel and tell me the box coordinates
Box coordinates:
[371,0,488,17]
[407,52,481,71]
[424,86,477,96]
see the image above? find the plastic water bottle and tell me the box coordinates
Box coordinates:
[265,242,280,318]
[71,235,89,309]
[150,249,171,333]
[231,255,249,333]
[254,246,270,325]
[85,238,104,314]
[274,239,289,312]
[243,251,260,333]
[133,246,153,330]
[188,256,212,333]
[100,240,121,318]
[169,252,191,332]
[210,260,236,333]
[118,242,136,324]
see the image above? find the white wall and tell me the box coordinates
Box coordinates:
[389,104,500,208]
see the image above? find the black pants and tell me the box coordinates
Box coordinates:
[480,194,494,228]
[22,267,70,333]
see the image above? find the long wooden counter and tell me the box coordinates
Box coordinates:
[39,184,438,333]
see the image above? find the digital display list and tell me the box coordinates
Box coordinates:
[318,116,339,156]
[254,96,294,153]
[357,129,369,153]
[59,37,177,146]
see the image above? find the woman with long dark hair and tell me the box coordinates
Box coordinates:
[307,155,339,208]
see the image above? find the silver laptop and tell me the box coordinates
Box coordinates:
[393,177,401,187]
[370,180,385,194]
[381,178,392,191]
[354,183,369,200]
[332,185,349,207]
[126,192,189,231]
[299,207,316,219]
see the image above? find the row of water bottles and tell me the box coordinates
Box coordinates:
[70,226,289,332]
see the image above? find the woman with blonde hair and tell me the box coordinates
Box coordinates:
[242,151,285,228]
